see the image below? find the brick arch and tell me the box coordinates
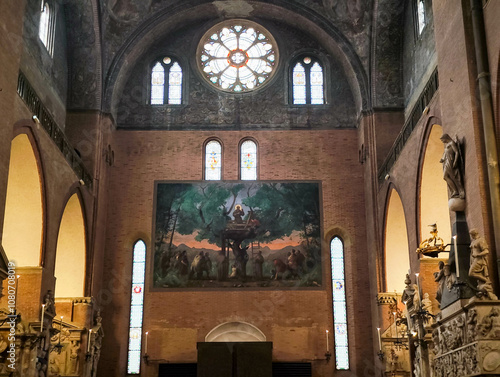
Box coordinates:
[3,126,46,267]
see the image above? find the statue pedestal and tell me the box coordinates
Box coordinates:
[433,301,500,376]
[440,212,474,309]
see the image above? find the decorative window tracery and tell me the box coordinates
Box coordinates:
[150,57,183,105]
[331,236,349,370]
[416,0,426,35]
[127,240,146,374]
[197,20,278,93]
[205,140,222,180]
[240,139,257,180]
[291,56,324,105]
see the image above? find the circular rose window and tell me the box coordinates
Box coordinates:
[197,20,278,93]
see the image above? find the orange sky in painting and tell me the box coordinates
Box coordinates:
[172,230,303,250]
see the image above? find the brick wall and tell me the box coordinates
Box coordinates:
[99,129,373,376]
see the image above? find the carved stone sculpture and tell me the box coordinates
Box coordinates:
[478,307,500,339]
[469,229,498,301]
[467,309,477,343]
[439,133,465,203]
[417,223,446,257]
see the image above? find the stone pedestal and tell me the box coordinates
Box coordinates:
[432,301,500,376]
[440,212,474,309]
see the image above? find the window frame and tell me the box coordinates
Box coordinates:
[149,56,185,106]
[39,0,56,57]
[289,54,327,106]
[203,138,224,181]
[238,137,259,181]
[330,236,350,371]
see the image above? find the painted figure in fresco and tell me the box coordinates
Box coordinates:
[204,252,212,278]
[253,250,264,279]
[233,204,245,224]
[296,250,305,274]
[469,229,498,300]
[216,250,228,281]
[230,241,249,278]
[175,250,189,276]
[439,134,465,199]
[190,251,207,279]
[272,258,287,280]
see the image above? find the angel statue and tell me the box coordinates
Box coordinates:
[439,134,465,199]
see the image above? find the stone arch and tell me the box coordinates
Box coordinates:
[54,191,87,297]
[205,321,266,342]
[383,186,410,292]
[417,122,451,255]
[2,130,45,266]
[103,0,369,117]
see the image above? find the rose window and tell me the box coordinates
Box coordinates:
[197,20,278,93]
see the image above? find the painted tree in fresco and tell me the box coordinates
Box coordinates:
[175,183,245,245]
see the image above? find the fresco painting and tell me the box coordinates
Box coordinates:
[152,181,322,289]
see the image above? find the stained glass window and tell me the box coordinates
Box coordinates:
[417,0,426,35]
[197,20,278,93]
[331,237,349,370]
[127,240,146,375]
[39,2,53,55]
[240,140,257,180]
[292,56,325,105]
[205,140,222,180]
[150,58,183,105]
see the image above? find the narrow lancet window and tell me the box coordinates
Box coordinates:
[39,2,54,55]
[127,240,147,374]
[151,62,165,105]
[331,236,349,370]
[417,0,426,35]
[205,140,222,180]
[240,140,257,180]
[292,63,306,105]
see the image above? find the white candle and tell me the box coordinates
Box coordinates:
[87,329,92,353]
[453,235,460,278]
[145,331,149,354]
[326,330,329,352]
[377,327,382,351]
[415,273,421,295]
[393,312,398,340]
[41,304,45,333]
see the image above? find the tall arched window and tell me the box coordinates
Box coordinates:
[291,56,324,105]
[127,240,147,374]
[416,0,426,36]
[240,139,257,180]
[150,57,183,105]
[204,139,222,180]
[330,236,349,370]
[39,1,54,56]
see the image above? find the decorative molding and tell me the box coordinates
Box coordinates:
[377,68,439,184]
[17,71,93,188]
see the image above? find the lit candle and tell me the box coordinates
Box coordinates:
[377,327,382,351]
[41,304,45,333]
[87,329,92,353]
[59,316,63,343]
[145,331,149,354]
[393,312,398,341]
[453,235,460,278]
[326,330,329,352]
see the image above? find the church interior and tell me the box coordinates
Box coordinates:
[1,0,500,376]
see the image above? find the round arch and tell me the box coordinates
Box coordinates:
[383,186,410,293]
[54,192,87,297]
[205,321,266,342]
[103,1,368,116]
[418,123,451,254]
[2,131,45,266]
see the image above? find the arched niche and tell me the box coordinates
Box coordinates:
[54,193,86,297]
[205,322,266,342]
[384,188,410,292]
[419,124,451,252]
[2,134,43,266]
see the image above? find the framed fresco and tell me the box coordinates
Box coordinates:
[152,181,322,289]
